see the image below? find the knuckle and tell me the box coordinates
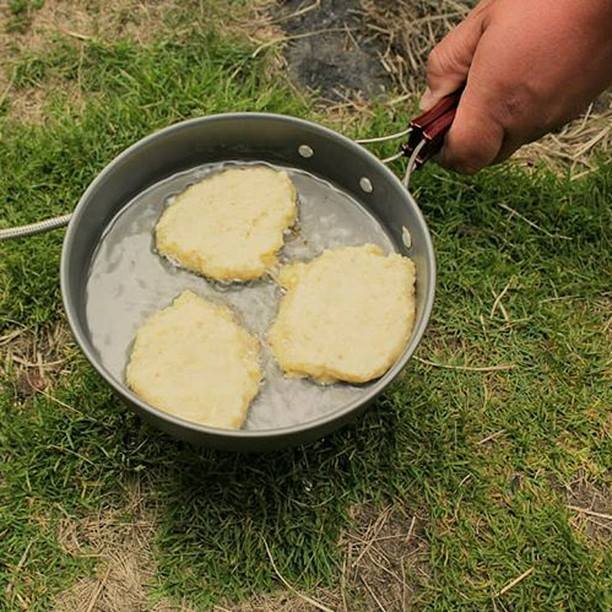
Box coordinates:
[426,46,446,77]
[470,0,495,20]
[427,36,472,81]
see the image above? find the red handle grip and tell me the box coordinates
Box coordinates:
[402,90,462,169]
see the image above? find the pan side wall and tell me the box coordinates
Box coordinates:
[61,114,435,451]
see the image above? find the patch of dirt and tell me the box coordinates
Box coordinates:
[228,504,430,611]
[229,590,339,612]
[270,0,391,102]
[53,479,190,612]
[341,504,429,610]
[565,472,611,547]
[0,321,72,399]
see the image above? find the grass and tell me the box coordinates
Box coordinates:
[0,3,610,610]
[4,0,44,34]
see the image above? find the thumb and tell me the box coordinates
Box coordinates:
[421,3,490,110]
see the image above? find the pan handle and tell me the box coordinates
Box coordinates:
[402,90,462,171]
[0,213,72,241]
[356,90,463,188]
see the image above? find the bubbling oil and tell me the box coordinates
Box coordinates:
[85,161,396,430]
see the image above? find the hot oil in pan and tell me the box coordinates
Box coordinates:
[85,161,396,430]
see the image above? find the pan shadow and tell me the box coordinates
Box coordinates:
[100,376,429,597]
[4,358,453,603]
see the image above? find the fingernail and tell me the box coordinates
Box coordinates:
[419,87,434,111]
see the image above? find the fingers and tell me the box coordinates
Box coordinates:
[438,86,505,174]
[436,18,533,173]
[421,0,504,173]
[420,1,491,110]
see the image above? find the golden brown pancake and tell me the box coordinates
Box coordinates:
[126,291,262,429]
[269,244,416,384]
[155,166,297,281]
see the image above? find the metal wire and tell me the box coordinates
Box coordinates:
[403,140,427,189]
[381,150,405,164]
[0,213,73,241]
[356,127,412,145]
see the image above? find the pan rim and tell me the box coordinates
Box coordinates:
[61,112,436,442]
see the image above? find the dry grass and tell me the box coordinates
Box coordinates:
[0,321,72,398]
[0,0,184,122]
[360,0,469,97]
[228,504,429,612]
[515,100,612,178]
[223,593,324,611]
[53,479,190,612]
[224,0,282,41]
[7,78,96,124]
[2,0,182,50]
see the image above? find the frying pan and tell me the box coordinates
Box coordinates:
[1,93,460,452]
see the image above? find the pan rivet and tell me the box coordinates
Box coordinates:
[402,226,412,249]
[360,178,373,193]
[298,145,314,158]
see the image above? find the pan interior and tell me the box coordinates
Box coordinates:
[85,161,398,431]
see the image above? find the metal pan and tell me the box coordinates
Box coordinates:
[3,95,461,452]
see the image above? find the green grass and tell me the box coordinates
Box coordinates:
[4,0,44,34]
[1,7,611,611]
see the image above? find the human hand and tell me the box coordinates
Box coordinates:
[421,0,612,174]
